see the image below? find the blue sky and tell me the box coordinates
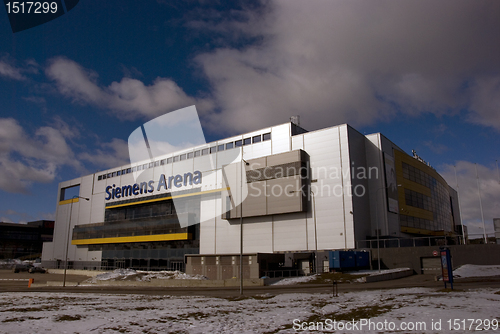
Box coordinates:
[0,0,499,237]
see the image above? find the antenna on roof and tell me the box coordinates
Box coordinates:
[290,115,300,126]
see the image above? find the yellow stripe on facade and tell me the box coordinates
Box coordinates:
[71,233,191,245]
[59,198,79,205]
[401,227,451,236]
[105,187,230,209]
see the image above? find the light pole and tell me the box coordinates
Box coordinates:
[475,164,487,244]
[289,188,317,274]
[63,195,89,287]
[239,155,249,295]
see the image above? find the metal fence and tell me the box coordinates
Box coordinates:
[356,236,465,249]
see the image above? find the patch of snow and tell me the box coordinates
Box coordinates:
[93,268,137,281]
[87,269,208,283]
[346,268,411,276]
[1,287,499,333]
[271,275,318,285]
[453,264,500,278]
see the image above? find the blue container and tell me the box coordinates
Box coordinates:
[329,250,356,269]
[354,251,369,268]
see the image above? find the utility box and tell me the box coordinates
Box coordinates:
[329,250,356,270]
[354,251,370,268]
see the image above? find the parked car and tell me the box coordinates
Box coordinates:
[28,266,46,274]
[12,264,31,273]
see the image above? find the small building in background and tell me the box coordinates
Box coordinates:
[0,220,54,260]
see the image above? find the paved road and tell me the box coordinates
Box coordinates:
[1,270,499,297]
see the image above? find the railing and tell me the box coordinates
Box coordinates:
[356,236,464,249]
[357,233,499,249]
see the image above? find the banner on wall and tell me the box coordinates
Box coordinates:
[384,153,399,213]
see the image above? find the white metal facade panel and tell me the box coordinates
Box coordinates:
[241,216,273,253]
[199,197,217,254]
[243,141,272,160]
[270,123,291,154]
[90,192,106,224]
[193,153,216,173]
[273,214,307,252]
[302,126,349,250]
[213,218,242,254]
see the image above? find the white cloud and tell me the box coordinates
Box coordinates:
[439,161,500,237]
[45,57,213,121]
[79,138,130,169]
[190,0,500,133]
[0,118,82,194]
[0,60,26,81]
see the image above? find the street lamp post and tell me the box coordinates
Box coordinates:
[63,195,89,287]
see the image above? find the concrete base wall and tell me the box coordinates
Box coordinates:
[35,278,265,288]
[361,269,414,283]
[372,244,500,274]
[47,269,107,277]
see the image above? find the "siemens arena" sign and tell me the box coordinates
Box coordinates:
[105,171,202,200]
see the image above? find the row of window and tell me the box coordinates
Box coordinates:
[401,162,453,232]
[97,132,271,181]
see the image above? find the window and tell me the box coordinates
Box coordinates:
[154,161,159,167]
[226,142,234,149]
[127,168,132,173]
[116,171,121,176]
[149,162,154,168]
[218,144,225,152]
[98,175,102,181]
[180,154,186,161]
[243,138,251,145]
[137,165,142,171]
[107,173,112,178]
[187,152,194,159]
[235,140,242,147]
[102,174,107,180]
[263,132,271,141]
[131,167,136,172]
[143,164,148,169]
[112,172,116,177]
[194,150,201,157]
[173,156,179,162]
[202,148,209,155]
[60,184,80,202]
[210,146,216,154]
[160,159,166,165]
[122,169,127,174]
[252,135,261,143]
[167,157,173,164]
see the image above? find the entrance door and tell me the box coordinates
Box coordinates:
[300,260,310,275]
[421,257,441,274]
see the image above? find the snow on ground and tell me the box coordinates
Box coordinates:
[346,267,411,276]
[271,275,318,285]
[0,287,499,333]
[273,268,411,285]
[86,269,208,283]
[453,265,500,279]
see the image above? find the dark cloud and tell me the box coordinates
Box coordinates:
[191,0,500,133]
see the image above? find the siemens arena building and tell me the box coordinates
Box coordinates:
[41,118,462,278]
